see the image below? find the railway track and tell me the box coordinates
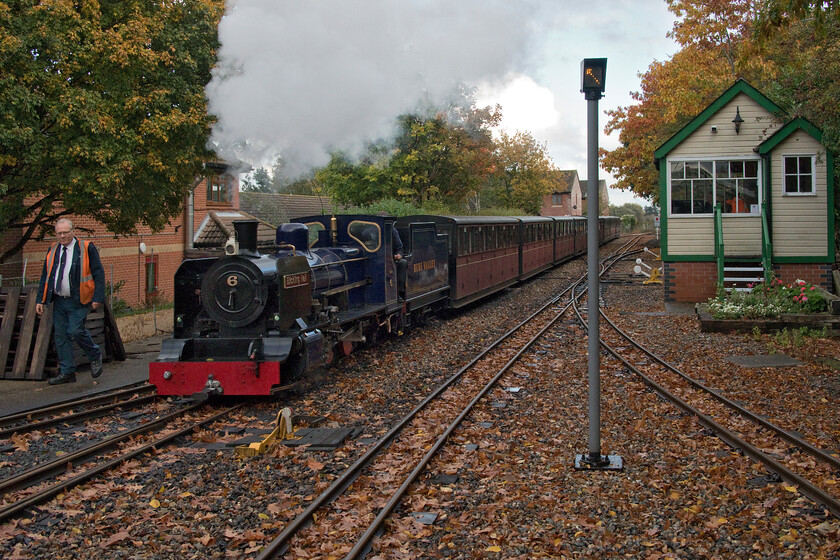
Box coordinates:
[0,400,244,523]
[254,237,641,560]
[0,383,158,439]
[570,256,840,519]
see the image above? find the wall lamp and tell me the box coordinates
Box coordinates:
[732,106,744,134]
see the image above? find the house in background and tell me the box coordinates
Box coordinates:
[654,79,835,303]
[540,170,582,217]
[239,192,341,226]
[580,179,610,216]
[1,162,242,309]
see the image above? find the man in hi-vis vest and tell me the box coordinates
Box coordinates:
[36,218,106,385]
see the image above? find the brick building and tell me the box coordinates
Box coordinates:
[579,179,610,216]
[540,170,582,217]
[1,162,242,309]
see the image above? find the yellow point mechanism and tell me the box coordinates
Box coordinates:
[644,268,662,284]
[235,407,297,457]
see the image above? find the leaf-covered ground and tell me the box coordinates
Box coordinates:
[2,241,839,559]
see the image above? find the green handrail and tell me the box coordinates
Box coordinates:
[714,203,724,289]
[761,201,772,283]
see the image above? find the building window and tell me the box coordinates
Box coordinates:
[669,159,760,216]
[783,155,814,195]
[552,193,563,205]
[207,174,231,204]
[145,255,158,296]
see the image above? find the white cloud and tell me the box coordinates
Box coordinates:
[476,74,560,135]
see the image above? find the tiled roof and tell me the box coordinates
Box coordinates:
[579,179,607,200]
[550,170,579,194]
[239,193,341,227]
[193,210,276,248]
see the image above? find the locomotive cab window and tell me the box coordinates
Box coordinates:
[348,221,381,252]
[305,222,325,247]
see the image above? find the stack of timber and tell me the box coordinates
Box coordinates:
[0,287,126,380]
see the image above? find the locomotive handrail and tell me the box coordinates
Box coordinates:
[319,278,371,297]
[308,256,368,270]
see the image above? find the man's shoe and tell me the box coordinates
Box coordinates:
[90,357,103,379]
[49,373,76,385]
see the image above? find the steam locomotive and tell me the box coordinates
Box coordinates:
[149,214,620,397]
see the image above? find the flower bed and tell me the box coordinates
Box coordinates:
[698,277,840,335]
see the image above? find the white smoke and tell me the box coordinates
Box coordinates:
[206,0,538,177]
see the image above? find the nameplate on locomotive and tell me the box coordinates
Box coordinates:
[283,271,311,289]
[412,260,436,273]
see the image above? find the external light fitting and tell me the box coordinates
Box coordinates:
[732,106,744,134]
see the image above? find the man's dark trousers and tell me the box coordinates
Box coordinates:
[52,296,100,376]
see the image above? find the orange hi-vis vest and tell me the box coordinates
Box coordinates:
[42,240,95,305]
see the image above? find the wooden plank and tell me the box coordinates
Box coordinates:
[103,301,126,361]
[28,304,54,380]
[11,290,38,379]
[0,287,22,378]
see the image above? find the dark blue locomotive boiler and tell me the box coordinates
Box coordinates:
[150,214,619,397]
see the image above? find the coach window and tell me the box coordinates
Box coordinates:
[472,227,483,253]
[304,222,325,247]
[458,227,469,256]
[348,221,381,252]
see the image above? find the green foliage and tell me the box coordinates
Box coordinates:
[771,326,828,356]
[707,277,828,319]
[106,280,129,316]
[339,198,425,217]
[0,0,225,263]
[620,214,638,232]
[485,131,556,215]
[316,88,506,212]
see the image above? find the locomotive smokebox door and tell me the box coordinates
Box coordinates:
[276,256,312,329]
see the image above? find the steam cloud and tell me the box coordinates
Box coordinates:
[206,0,538,176]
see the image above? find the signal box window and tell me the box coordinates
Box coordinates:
[669,159,759,215]
[783,155,815,195]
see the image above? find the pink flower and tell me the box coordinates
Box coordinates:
[810,287,816,291]
[802,296,808,302]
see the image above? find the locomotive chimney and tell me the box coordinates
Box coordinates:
[233,220,259,256]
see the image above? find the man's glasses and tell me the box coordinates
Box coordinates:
[56,231,73,237]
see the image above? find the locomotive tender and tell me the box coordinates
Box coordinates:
[150,214,620,397]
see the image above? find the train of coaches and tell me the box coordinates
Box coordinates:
[150,214,621,397]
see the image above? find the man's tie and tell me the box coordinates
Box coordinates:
[55,246,66,295]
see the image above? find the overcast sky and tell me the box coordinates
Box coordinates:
[207,0,679,208]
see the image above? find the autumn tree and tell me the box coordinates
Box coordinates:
[0,0,225,263]
[601,0,771,202]
[319,91,500,209]
[485,131,555,215]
